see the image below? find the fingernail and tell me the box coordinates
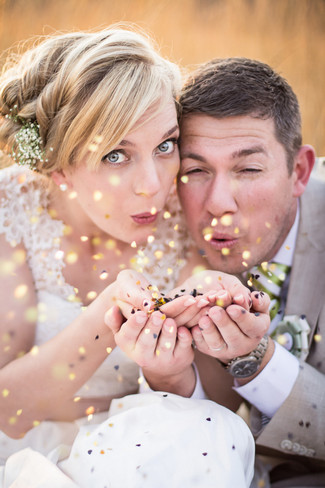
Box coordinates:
[152,313,165,325]
[197,298,209,308]
[228,307,241,318]
[234,294,244,302]
[135,312,147,325]
[184,297,196,307]
[199,316,210,329]
[207,293,217,301]
[209,307,222,320]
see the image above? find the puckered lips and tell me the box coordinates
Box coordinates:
[206,232,238,251]
[131,211,159,225]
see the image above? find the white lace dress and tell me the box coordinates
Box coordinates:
[0,165,255,488]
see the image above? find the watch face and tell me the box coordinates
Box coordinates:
[229,358,261,378]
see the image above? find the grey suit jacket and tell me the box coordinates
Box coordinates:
[253,177,325,476]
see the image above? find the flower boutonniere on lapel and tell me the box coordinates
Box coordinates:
[271,315,311,361]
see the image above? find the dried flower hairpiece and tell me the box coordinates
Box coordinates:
[5,105,45,171]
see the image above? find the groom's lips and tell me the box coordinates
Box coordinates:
[207,232,238,251]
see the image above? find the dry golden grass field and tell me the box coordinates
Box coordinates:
[0,0,324,155]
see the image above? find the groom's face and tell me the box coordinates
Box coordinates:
[178,114,299,275]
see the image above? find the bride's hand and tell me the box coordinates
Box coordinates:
[105,306,196,396]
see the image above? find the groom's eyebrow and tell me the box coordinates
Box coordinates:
[119,125,179,147]
[231,146,266,159]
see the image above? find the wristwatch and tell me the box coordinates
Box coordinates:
[221,335,269,378]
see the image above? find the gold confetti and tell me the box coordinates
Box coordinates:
[180,175,189,184]
[105,239,116,250]
[164,342,172,349]
[314,334,322,343]
[69,373,76,380]
[242,261,248,267]
[147,235,155,243]
[167,268,173,275]
[192,265,207,275]
[0,259,15,275]
[8,417,17,425]
[220,214,232,226]
[221,248,230,255]
[80,235,89,242]
[85,406,95,415]
[63,225,73,236]
[16,409,22,416]
[2,389,9,398]
[242,250,251,260]
[14,284,28,299]
[211,218,218,227]
[55,250,64,260]
[30,346,39,356]
[265,222,271,229]
[87,291,97,300]
[100,271,109,280]
[168,241,175,248]
[93,190,103,201]
[108,175,120,186]
[74,397,81,403]
[150,207,157,215]
[92,237,101,246]
[131,241,137,248]
[92,253,104,261]
[12,249,26,264]
[25,307,38,322]
[88,143,98,152]
[154,250,163,259]
[234,227,240,234]
[68,191,77,200]
[66,251,78,264]
[163,211,171,219]
[33,420,40,427]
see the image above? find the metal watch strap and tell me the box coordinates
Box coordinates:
[218,334,269,374]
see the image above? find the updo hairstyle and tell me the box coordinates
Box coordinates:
[0,26,181,174]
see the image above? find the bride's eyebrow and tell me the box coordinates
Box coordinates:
[118,125,179,148]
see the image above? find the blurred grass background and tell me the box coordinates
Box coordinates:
[0,0,324,155]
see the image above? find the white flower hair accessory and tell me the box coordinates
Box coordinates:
[5,106,45,171]
[12,120,45,170]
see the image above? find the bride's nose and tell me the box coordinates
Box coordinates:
[133,159,161,197]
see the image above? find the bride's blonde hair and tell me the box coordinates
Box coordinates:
[0,26,181,174]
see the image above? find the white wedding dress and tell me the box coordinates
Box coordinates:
[0,165,255,487]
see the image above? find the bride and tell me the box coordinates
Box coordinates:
[0,25,269,487]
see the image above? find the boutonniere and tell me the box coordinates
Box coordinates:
[271,315,311,361]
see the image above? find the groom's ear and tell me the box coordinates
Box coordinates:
[292,145,315,197]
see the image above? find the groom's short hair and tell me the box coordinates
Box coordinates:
[179,57,302,173]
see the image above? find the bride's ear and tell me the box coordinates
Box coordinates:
[51,170,71,191]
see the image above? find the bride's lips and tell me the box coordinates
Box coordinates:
[131,212,159,225]
[207,232,238,250]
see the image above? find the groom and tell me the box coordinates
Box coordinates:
[177,58,325,487]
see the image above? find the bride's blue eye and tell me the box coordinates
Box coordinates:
[102,150,126,164]
[157,139,176,154]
